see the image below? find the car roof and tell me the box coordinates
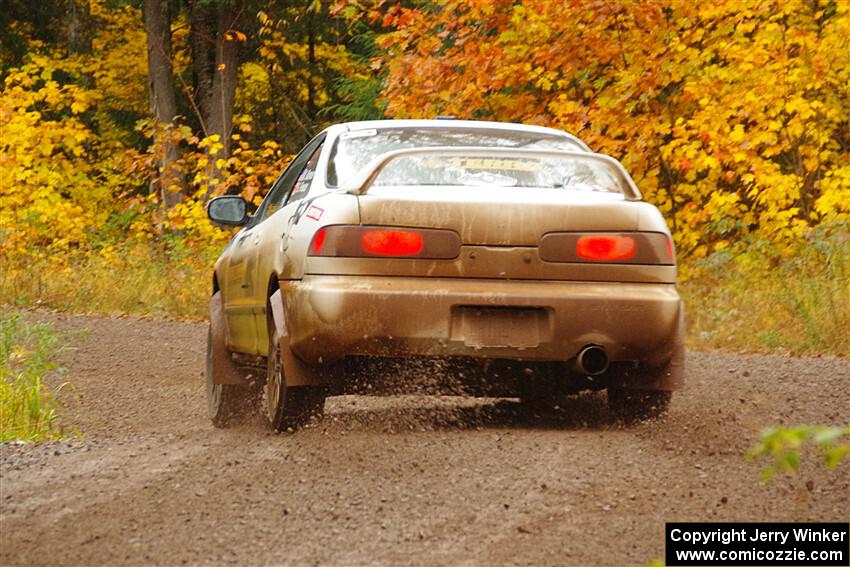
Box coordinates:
[323,119,591,151]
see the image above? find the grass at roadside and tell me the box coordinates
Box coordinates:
[0,242,214,320]
[682,224,848,355]
[1,225,847,355]
[0,311,70,442]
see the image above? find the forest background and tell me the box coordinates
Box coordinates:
[1,0,848,355]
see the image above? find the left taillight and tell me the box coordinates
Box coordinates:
[308,225,461,259]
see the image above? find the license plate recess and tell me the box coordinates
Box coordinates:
[450,306,551,348]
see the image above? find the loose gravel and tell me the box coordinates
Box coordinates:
[1,313,848,567]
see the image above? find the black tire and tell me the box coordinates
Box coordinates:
[206,329,261,428]
[266,326,325,432]
[607,388,671,421]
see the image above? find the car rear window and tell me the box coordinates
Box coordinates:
[368,153,628,193]
[327,127,586,186]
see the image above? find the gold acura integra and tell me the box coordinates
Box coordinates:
[206,119,684,431]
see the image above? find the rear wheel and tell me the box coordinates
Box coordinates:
[206,329,261,427]
[607,388,671,421]
[266,327,325,432]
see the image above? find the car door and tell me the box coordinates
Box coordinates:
[222,135,325,355]
[221,137,322,354]
[250,137,326,353]
[221,221,262,354]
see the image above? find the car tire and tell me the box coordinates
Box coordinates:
[266,327,325,432]
[206,328,261,428]
[607,388,671,421]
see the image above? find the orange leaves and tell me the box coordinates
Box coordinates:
[131,117,292,249]
[375,0,850,258]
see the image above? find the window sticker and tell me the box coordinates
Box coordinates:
[306,205,324,221]
[422,157,538,171]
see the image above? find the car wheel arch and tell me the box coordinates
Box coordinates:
[265,274,281,333]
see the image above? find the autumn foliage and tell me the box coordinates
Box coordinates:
[0,1,345,312]
[0,0,848,350]
[376,0,850,260]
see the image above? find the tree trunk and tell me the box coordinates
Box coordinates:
[306,9,316,120]
[189,0,217,135]
[208,2,241,159]
[143,0,184,208]
[190,0,242,193]
[67,0,93,54]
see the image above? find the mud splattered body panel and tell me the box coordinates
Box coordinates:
[282,276,681,366]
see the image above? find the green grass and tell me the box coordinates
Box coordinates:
[0,311,70,442]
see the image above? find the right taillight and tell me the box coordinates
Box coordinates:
[539,232,675,265]
[308,225,461,259]
[361,229,424,256]
[576,235,637,261]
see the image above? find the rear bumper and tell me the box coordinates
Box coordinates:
[282,276,682,367]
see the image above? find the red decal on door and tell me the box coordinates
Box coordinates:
[306,206,324,221]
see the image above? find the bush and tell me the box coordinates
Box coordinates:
[749,425,850,481]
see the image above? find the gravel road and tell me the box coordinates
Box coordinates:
[1,313,848,567]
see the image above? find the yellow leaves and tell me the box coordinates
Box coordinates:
[816,166,850,220]
[728,124,746,143]
[225,31,248,42]
[784,97,815,119]
[731,151,747,163]
[37,142,54,157]
[4,0,848,274]
[700,155,720,171]
[0,53,122,266]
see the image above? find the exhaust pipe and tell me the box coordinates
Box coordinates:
[575,345,609,376]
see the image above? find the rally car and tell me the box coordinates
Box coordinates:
[206,119,684,431]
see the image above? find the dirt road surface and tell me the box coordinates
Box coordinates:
[1,313,848,567]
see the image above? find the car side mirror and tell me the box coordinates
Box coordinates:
[208,195,248,226]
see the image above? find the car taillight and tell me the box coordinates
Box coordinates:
[539,232,675,265]
[576,235,636,261]
[308,225,460,259]
[309,227,328,255]
[361,229,423,256]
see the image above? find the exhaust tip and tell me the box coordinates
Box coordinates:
[576,345,609,376]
